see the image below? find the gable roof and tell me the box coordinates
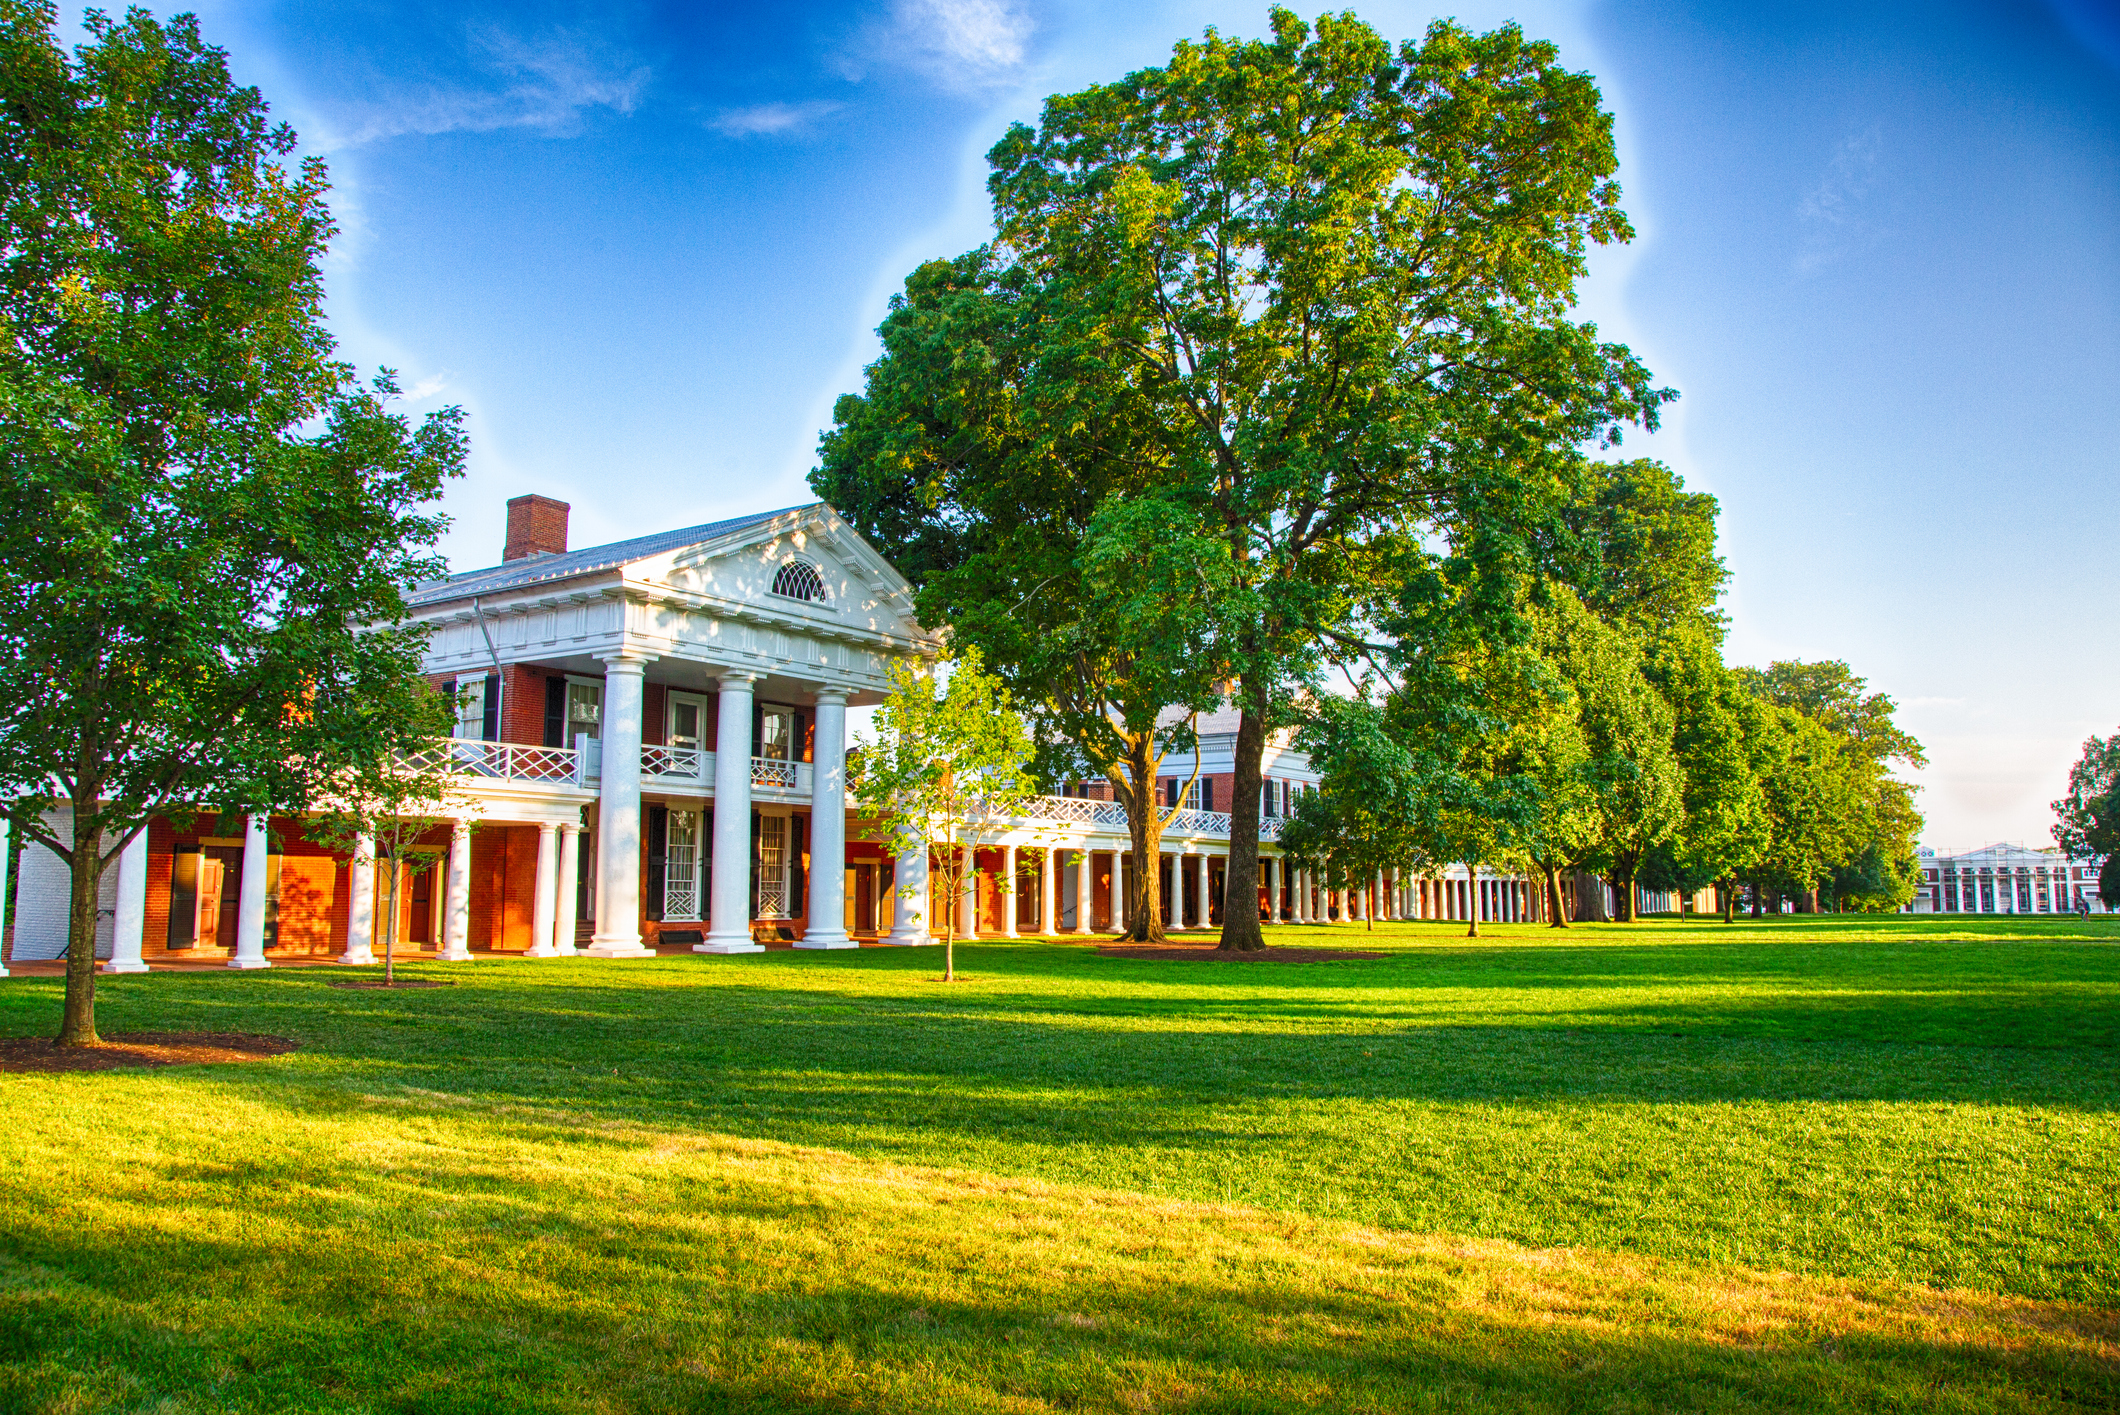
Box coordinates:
[407,504,819,609]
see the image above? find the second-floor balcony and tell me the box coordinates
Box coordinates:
[413,738,1285,841]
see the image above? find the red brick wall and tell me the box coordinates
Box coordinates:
[504,494,569,560]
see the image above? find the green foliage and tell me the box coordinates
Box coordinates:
[853,648,1039,979]
[951,8,1671,947]
[1738,662,1925,911]
[2051,727,2119,863]
[1561,459,1728,644]
[0,5,464,1041]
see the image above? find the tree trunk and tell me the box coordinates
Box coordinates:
[1543,862,1569,929]
[1114,737,1166,943]
[59,808,105,1047]
[1720,879,1736,924]
[1608,874,1635,923]
[1218,685,1268,953]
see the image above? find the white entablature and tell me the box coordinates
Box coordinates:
[407,502,937,692]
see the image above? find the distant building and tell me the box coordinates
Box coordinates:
[1907,843,2107,914]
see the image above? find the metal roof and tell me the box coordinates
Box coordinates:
[406,503,820,608]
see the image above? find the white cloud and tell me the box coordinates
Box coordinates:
[1795,127,1884,275]
[709,100,842,137]
[841,0,1035,91]
[313,28,648,150]
[400,372,451,403]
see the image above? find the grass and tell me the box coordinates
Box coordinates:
[0,914,2114,1412]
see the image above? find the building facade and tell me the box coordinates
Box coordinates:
[1906,843,2108,914]
[2,496,1557,975]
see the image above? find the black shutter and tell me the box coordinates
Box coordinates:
[646,804,668,922]
[167,850,199,949]
[544,676,565,747]
[440,679,457,733]
[791,814,807,915]
[482,672,501,741]
[751,704,764,758]
[795,709,812,762]
[1203,779,1214,813]
[702,808,713,915]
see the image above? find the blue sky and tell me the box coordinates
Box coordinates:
[157,0,2118,850]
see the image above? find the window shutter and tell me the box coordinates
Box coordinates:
[440,679,457,735]
[646,805,668,922]
[751,704,764,758]
[544,676,565,747]
[796,710,812,762]
[167,850,200,949]
[791,814,807,914]
[1203,779,1214,813]
[702,808,713,913]
[482,672,501,741]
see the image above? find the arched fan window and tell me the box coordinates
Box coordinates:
[771,558,828,603]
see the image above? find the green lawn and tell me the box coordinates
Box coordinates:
[2,915,2115,1412]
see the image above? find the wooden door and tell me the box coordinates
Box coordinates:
[197,856,225,946]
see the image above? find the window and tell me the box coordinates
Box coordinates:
[669,695,707,752]
[757,706,794,760]
[771,559,828,603]
[565,680,602,742]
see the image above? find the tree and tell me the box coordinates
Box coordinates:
[1643,632,1772,923]
[1277,697,1442,931]
[1738,661,1925,913]
[305,745,466,986]
[971,9,1671,950]
[853,648,1040,982]
[0,6,464,1044]
[2052,728,2119,863]
[813,254,1226,943]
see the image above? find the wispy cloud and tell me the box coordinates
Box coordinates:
[709,100,841,137]
[840,0,1035,92]
[1796,127,1884,275]
[316,28,648,149]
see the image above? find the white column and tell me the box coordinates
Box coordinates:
[1114,850,1127,932]
[799,689,853,949]
[555,824,581,956]
[1269,856,1283,923]
[102,826,150,973]
[340,832,376,965]
[959,845,978,939]
[1072,848,1091,933]
[527,821,560,957]
[229,813,272,969]
[886,837,932,944]
[1039,848,1057,936]
[438,819,473,961]
[590,653,657,957]
[1292,868,1306,923]
[1002,844,1019,938]
[1195,852,1211,930]
[700,671,764,954]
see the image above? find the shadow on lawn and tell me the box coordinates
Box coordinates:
[5,1128,2115,1415]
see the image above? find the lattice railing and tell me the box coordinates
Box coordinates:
[1019,795,1133,829]
[642,744,706,780]
[751,757,799,788]
[404,738,582,784]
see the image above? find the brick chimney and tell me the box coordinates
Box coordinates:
[504,494,569,561]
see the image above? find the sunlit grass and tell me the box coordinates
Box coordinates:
[1,914,2114,1411]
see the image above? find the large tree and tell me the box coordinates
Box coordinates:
[856,9,1669,952]
[814,253,1226,942]
[0,5,462,1044]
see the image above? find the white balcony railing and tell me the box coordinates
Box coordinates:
[407,738,585,785]
[1016,795,1283,841]
[751,756,800,789]
[642,744,706,780]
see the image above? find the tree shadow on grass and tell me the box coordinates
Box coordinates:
[3,1121,2115,1415]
